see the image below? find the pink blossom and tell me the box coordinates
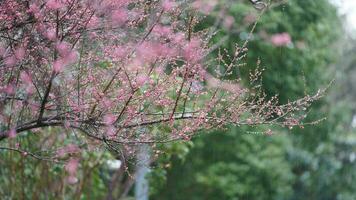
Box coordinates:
[53,59,64,73]
[25,85,35,95]
[1,84,15,95]
[65,51,78,64]
[8,129,16,138]
[137,42,173,62]
[113,46,128,59]
[53,42,78,72]
[193,0,217,14]
[111,9,127,26]
[223,16,235,29]
[67,176,78,184]
[173,32,185,44]
[65,159,78,174]
[45,28,57,41]
[20,71,32,84]
[135,74,150,86]
[0,0,315,157]
[56,42,71,56]
[15,47,25,60]
[88,16,99,28]
[153,25,172,38]
[102,97,114,108]
[270,32,292,46]
[183,38,203,63]
[46,0,64,10]
[65,158,79,176]
[4,56,16,67]
[64,120,71,129]
[106,126,116,137]
[162,0,176,11]
[104,114,116,125]
[28,4,40,14]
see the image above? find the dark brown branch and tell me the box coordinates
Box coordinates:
[0,146,62,163]
[37,72,55,123]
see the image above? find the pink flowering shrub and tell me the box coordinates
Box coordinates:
[270,32,292,46]
[0,0,322,161]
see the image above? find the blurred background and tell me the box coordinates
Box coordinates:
[152,0,356,199]
[1,0,355,199]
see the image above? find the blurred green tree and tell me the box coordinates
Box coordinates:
[153,0,356,200]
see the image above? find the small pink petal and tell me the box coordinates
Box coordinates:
[104,114,116,125]
[20,71,32,84]
[65,158,79,175]
[8,129,16,138]
[15,47,25,60]
[67,176,78,184]
[270,32,292,46]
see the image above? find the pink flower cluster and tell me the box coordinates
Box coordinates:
[270,32,292,46]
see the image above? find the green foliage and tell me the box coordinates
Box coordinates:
[0,129,111,199]
[148,141,193,195]
[152,127,295,200]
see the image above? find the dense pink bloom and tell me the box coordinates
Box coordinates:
[46,0,64,10]
[173,32,185,44]
[45,28,57,41]
[270,32,292,46]
[193,0,217,14]
[4,56,16,67]
[113,46,128,59]
[163,0,175,11]
[28,3,40,14]
[53,59,64,73]
[15,47,25,60]
[162,0,176,11]
[88,16,100,29]
[52,42,78,72]
[104,114,116,125]
[0,0,319,160]
[153,25,172,38]
[20,71,32,84]
[111,9,127,26]
[1,84,15,95]
[137,42,174,62]
[183,38,203,63]
[56,42,71,56]
[135,74,150,86]
[106,126,116,137]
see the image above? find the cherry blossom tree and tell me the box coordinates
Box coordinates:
[0,0,323,160]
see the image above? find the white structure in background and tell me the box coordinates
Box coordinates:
[349,152,356,163]
[135,144,150,200]
[330,0,356,35]
[351,115,356,128]
[106,159,122,170]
